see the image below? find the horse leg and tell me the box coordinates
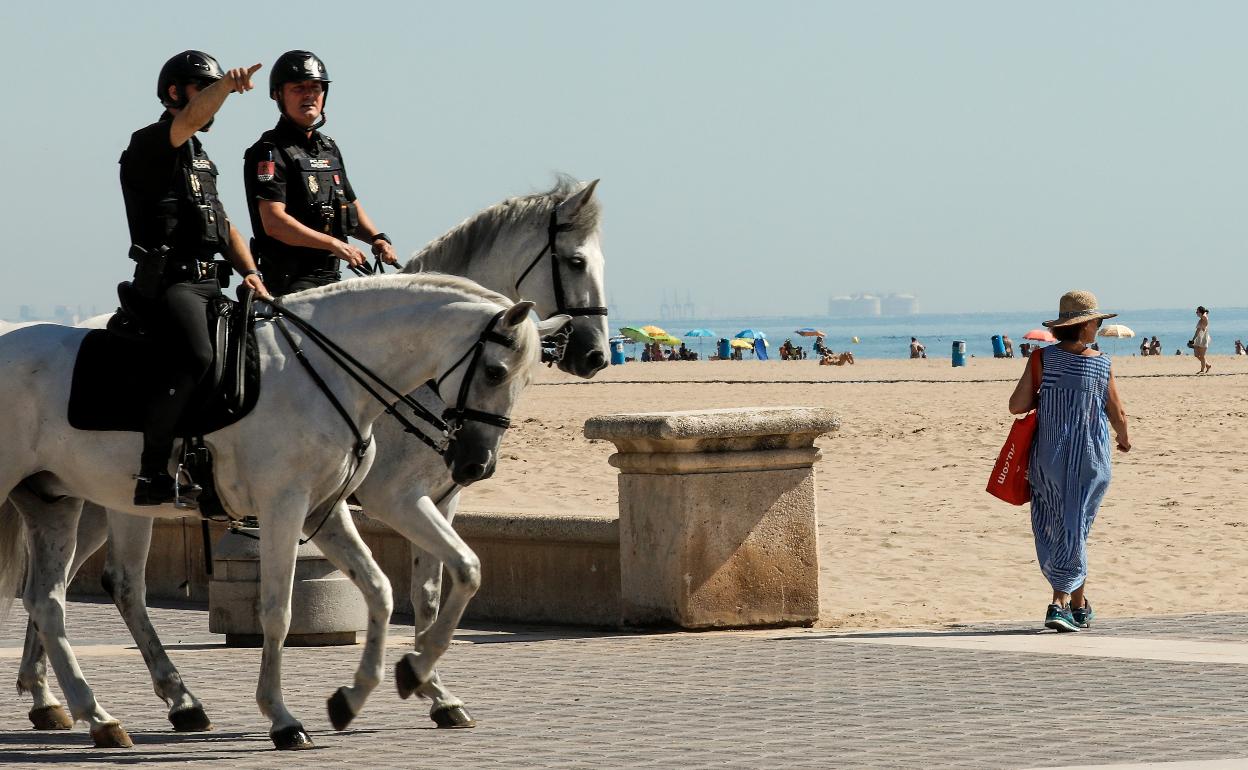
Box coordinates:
[102,511,212,732]
[13,490,131,748]
[16,498,103,731]
[307,502,393,732]
[256,502,314,750]
[409,489,458,642]
[388,494,479,728]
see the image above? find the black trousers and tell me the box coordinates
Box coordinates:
[271,267,341,296]
[140,278,221,475]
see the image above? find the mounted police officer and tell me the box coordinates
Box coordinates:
[120,50,270,505]
[243,50,397,296]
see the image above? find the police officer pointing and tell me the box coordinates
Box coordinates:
[244,50,397,295]
[120,50,269,505]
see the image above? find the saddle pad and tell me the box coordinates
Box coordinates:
[67,327,260,436]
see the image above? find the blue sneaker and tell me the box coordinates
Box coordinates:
[1044,603,1080,632]
[1072,600,1094,629]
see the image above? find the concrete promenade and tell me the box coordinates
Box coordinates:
[2,600,1248,768]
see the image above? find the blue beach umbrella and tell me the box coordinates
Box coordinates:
[684,328,715,359]
[734,329,766,340]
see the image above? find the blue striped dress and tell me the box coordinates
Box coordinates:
[1028,346,1113,594]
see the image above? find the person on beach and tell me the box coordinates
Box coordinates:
[1236,339,1246,356]
[243,50,397,296]
[1150,336,1161,356]
[909,337,926,359]
[1139,338,1149,356]
[121,51,269,505]
[1009,290,1130,633]
[1190,306,1211,374]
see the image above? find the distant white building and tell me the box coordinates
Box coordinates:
[828,292,918,318]
[828,293,880,318]
[881,293,919,316]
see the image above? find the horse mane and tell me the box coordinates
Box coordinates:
[284,274,540,365]
[403,174,602,275]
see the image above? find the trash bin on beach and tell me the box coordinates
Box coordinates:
[610,339,625,365]
[717,338,731,360]
[991,334,1006,358]
[952,340,967,367]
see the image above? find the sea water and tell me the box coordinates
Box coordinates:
[612,307,1248,361]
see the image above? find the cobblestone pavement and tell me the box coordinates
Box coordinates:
[2,600,1248,768]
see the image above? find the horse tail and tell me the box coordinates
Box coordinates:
[0,498,27,626]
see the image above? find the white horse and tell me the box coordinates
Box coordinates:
[0,274,551,749]
[10,178,606,733]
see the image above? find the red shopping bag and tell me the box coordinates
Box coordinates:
[986,350,1042,505]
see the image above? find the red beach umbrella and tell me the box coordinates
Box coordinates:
[1023,329,1056,343]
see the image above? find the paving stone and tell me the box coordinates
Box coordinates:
[3,600,1248,767]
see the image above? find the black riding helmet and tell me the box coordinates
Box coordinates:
[157,50,224,109]
[269,50,331,129]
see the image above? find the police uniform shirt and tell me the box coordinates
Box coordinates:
[120,113,227,261]
[243,119,357,258]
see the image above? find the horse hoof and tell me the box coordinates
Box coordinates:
[270,723,314,750]
[90,722,134,748]
[431,705,476,729]
[28,704,73,730]
[395,657,421,700]
[327,687,356,731]
[168,704,213,732]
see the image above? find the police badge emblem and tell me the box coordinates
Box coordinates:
[307,175,320,194]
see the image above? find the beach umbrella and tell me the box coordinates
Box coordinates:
[618,326,652,343]
[641,325,669,338]
[652,333,682,346]
[684,328,715,359]
[729,338,754,349]
[1023,329,1056,343]
[734,329,766,340]
[1098,324,1135,338]
[794,328,826,337]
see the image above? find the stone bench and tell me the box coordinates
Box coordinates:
[586,406,839,628]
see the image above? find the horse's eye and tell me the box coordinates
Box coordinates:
[566,255,587,271]
[485,365,508,384]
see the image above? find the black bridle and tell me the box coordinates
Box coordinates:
[270,304,515,460]
[429,309,516,439]
[514,211,608,364]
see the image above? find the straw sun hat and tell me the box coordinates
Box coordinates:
[1042,290,1118,328]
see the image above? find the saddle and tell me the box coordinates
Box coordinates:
[67,283,262,436]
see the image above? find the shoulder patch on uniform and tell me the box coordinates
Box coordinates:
[256,159,275,182]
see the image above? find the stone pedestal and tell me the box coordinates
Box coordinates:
[585,407,838,629]
[207,527,367,646]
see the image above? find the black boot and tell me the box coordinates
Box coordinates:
[134,471,178,506]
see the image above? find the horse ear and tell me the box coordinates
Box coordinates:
[555,179,599,221]
[535,314,572,338]
[502,300,536,328]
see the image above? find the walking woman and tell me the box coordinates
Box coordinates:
[1192,306,1212,374]
[1009,291,1130,632]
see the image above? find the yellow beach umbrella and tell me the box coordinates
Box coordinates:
[729,338,754,350]
[641,325,669,338]
[652,334,682,346]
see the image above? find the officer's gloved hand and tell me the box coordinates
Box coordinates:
[331,240,367,268]
[372,238,398,265]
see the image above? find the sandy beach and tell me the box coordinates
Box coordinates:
[464,353,1248,629]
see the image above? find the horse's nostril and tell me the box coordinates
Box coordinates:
[455,463,487,484]
[585,350,606,369]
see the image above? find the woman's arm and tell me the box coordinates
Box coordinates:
[1008,356,1039,414]
[1105,368,1130,451]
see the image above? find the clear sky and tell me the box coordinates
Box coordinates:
[2,1,1245,319]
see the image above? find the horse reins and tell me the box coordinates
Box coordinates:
[514,210,608,364]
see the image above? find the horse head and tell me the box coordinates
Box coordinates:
[435,299,556,485]
[402,177,609,380]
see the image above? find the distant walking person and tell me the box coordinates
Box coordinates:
[1191,306,1212,374]
[1009,291,1130,632]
